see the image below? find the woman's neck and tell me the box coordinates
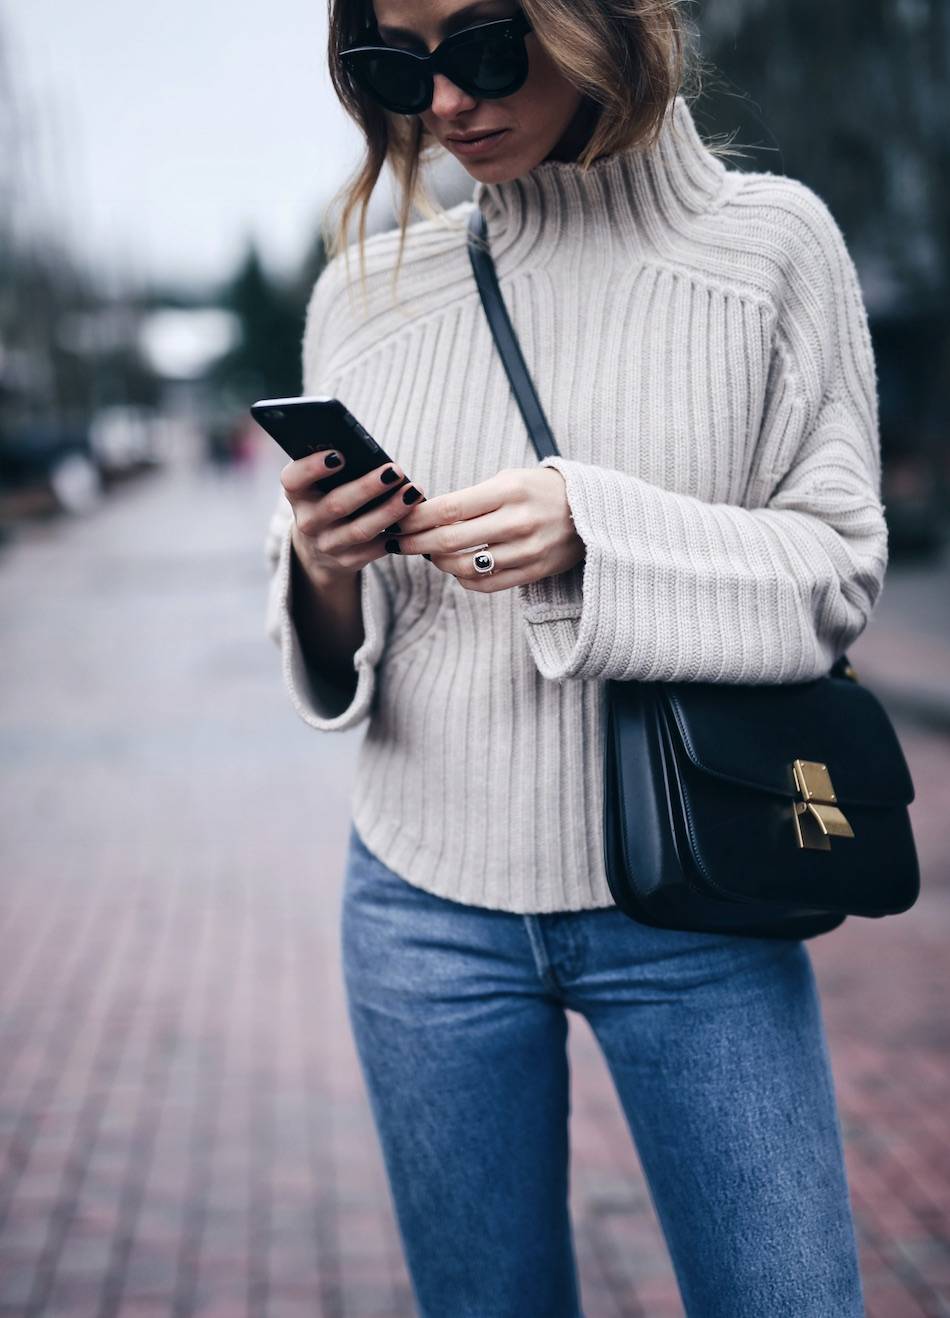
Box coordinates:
[543,96,603,164]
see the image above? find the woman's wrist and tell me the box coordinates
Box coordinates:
[289,528,364,683]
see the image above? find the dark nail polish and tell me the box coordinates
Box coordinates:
[324,452,342,468]
[384,523,402,534]
[385,538,401,554]
[380,467,400,485]
[402,485,422,504]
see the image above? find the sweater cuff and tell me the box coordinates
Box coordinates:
[517,451,883,686]
[266,518,386,731]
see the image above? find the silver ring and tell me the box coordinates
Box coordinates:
[472,544,495,575]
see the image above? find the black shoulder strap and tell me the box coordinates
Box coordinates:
[466,205,561,461]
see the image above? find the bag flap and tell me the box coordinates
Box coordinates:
[660,675,915,807]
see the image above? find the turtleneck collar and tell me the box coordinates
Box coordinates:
[471,95,734,273]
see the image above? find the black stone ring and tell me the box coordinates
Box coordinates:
[472,544,495,575]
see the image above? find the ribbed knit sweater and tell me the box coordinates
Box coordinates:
[264,94,887,913]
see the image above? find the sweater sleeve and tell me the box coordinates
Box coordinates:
[516,190,888,686]
[263,258,392,731]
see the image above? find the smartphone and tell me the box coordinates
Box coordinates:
[250,395,408,516]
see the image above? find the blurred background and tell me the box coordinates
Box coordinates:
[1,2,948,1316]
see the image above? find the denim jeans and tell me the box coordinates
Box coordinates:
[340,823,865,1318]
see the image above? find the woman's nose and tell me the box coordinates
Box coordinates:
[430,71,477,119]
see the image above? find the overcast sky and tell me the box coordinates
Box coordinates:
[2,0,456,288]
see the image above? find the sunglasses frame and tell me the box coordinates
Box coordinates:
[340,10,534,115]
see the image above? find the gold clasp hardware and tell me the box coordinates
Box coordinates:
[791,759,854,851]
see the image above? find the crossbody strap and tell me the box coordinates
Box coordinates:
[466,206,561,462]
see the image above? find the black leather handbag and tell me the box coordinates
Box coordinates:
[467,205,920,940]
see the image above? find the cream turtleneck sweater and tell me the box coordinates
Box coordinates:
[264,95,887,913]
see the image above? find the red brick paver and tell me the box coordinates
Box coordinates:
[1,444,948,1316]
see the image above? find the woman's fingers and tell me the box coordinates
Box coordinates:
[455,566,525,593]
[422,540,520,579]
[282,450,410,513]
[280,446,348,495]
[425,546,526,593]
[391,505,531,558]
[281,447,427,574]
[303,463,428,555]
[317,464,416,527]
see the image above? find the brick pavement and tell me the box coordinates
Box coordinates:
[1,441,948,1317]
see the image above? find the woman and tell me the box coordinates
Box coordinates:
[265,1,881,1312]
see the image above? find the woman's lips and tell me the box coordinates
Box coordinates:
[447,129,510,157]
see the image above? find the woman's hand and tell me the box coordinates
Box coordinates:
[387,467,585,593]
[281,448,424,586]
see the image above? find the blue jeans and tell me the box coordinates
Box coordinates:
[341,823,864,1318]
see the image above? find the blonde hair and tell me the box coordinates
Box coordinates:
[324,0,726,299]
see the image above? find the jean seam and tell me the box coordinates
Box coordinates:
[522,916,560,992]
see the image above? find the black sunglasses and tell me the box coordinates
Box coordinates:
[340,10,533,115]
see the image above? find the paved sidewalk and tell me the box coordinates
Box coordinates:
[0,443,948,1317]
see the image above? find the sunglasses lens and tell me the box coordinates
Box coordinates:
[344,19,529,113]
[446,32,526,95]
[347,50,429,112]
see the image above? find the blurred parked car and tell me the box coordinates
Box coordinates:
[0,421,102,516]
[0,404,173,525]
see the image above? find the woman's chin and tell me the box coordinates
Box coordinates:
[455,142,537,184]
